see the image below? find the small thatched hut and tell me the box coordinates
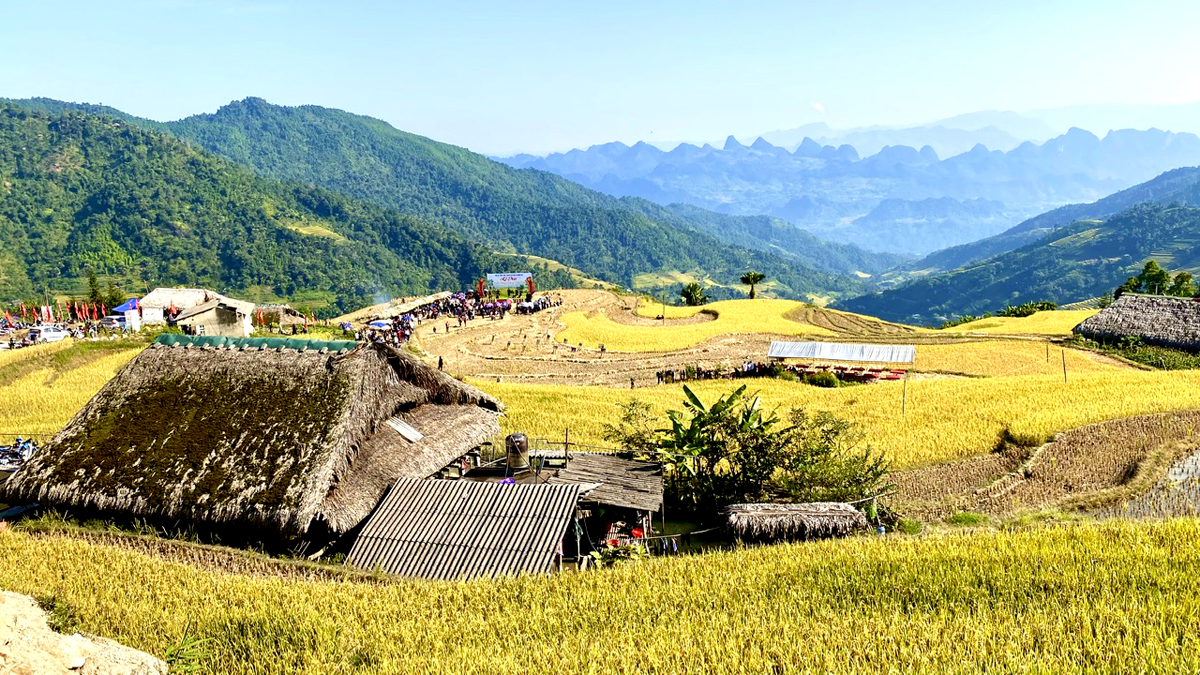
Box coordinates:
[5,336,503,545]
[1074,293,1200,350]
[257,304,306,328]
[725,503,867,542]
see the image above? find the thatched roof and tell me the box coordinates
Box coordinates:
[5,337,503,541]
[1074,293,1200,350]
[725,502,867,541]
[257,304,306,326]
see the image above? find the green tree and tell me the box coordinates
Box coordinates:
[740,271,766,299]
[1115,276,1141,299]
[1168,272,1196,297]
[86,269,103,305]
[680,282,710,306]
[1138,260,1171,295]
[603,385,892,514]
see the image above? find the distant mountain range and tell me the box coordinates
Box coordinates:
[4,97,893,304]
[502,126,1200,257]
[838,168,1200,323]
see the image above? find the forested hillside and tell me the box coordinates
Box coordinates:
[895,166,1200,276]
[840,203,1200,323]
[157,98,872,296]
[0,105,510,311]
[8,97,882,297]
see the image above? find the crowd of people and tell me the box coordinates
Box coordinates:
[352,291,564,347]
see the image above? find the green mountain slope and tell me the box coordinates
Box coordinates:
[0,105,503,311]
[839,203,1200,323]
[155,97,871,297]
[891,166,1200,278]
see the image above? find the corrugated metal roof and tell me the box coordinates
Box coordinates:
[767,341,915,363]
[346,478,579,581]
[544,454,663,512]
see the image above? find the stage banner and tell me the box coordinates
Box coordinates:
[486,273,532,288]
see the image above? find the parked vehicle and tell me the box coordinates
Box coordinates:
[26,325,70,343]
[100,315,127,330]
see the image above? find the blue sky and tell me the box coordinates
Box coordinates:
[3,0,1199,154]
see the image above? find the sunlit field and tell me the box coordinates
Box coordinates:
[5,520,1200,674]
[480,367,1200,467]
[942,310,1099,335]
[913,340,1120,377]
[0,341,140,437]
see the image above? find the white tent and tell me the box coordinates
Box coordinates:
[767,341,915,364]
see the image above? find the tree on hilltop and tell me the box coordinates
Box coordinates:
[680,282,710,306]
[740,271,766,299]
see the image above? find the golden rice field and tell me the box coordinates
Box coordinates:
[561,298,840,352]
[0,342,140,437]
[5,520,1200,674]
[942,309,1099,335]
[480,367,1200,468]
[913,340,1119,377]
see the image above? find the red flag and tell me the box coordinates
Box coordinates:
[101,304,107,317]
[19,303,26,319]
[91,303,97,320]
[169,299,177,315]
[4,311,11,325]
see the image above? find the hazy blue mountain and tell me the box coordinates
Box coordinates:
[502,127,1200,256]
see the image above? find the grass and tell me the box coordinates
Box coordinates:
[5,521,1200,673]
[0,341,140,437]
[478,367,1200,468]
[941,310,1099,335]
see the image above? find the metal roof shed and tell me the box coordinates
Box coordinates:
[346,479,580,580]
[767,341,915,364]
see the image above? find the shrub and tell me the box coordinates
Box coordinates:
[804,371,840,388]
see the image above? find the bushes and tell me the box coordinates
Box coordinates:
[604,385,892,516]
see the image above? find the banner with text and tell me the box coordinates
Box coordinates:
[486,273,532,288]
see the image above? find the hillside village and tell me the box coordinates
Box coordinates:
[8,3,1200,672]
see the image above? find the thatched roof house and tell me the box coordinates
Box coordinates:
[725,503,867,541]
[5,336,503,543]
[257,304,306,327]
[1074,293,1200,350]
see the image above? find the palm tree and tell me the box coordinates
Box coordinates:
[680,282,710,306]
[740,271,766,299]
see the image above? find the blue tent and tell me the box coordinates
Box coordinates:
[112,299,139,313]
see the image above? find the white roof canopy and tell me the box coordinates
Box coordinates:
[767,341,915,364]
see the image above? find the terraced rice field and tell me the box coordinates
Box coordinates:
[559,298,915,352]
[5,520,1200,674]
[942,310,1099,336]
[913,340,1121,377]
[0,341,140,437]
[479,368,1200,468]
